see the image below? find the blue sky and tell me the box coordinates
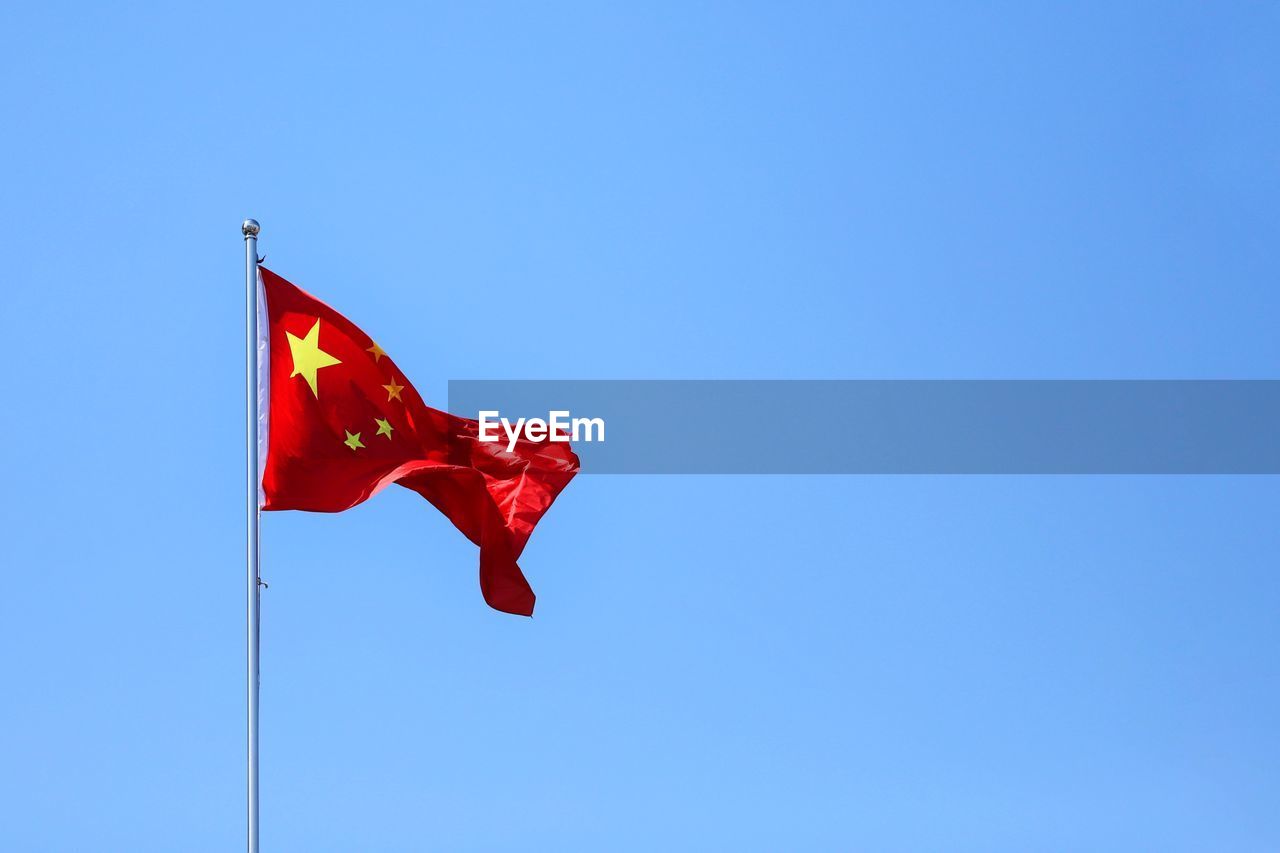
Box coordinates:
[1,3,1278,850]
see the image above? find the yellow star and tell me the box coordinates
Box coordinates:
[286,319,342,398]
[343,429,364,451]
[383,377,405,402]
[375,417,394,439]
[366,342,386,362]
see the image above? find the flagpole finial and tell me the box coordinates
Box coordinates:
[242,219,261,238]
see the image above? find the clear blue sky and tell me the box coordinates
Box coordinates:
[2,3,1278,850]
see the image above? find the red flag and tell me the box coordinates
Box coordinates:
[258,266,578,616]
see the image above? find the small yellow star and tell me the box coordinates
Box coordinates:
[383,377,404,402]
[366,342,386,362]
[375,417,394,439]
[343,429,364,451]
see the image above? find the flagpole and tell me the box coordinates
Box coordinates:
[242,218,262,853]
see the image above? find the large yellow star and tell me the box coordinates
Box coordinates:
[383,377,405,402]
[286,319,342,398]
[375,417,394,439]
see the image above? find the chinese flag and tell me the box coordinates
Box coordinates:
[258,266,578,616]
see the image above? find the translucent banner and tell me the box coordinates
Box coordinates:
[447,380,1280,474]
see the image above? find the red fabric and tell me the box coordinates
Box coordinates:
[259,266,578,616]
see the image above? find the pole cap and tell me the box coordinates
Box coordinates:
[242,219,261,238]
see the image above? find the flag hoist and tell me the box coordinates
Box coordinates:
[239,219,579,851]
[242,219,263,853]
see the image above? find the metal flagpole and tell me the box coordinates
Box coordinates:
[242,218,262,853]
